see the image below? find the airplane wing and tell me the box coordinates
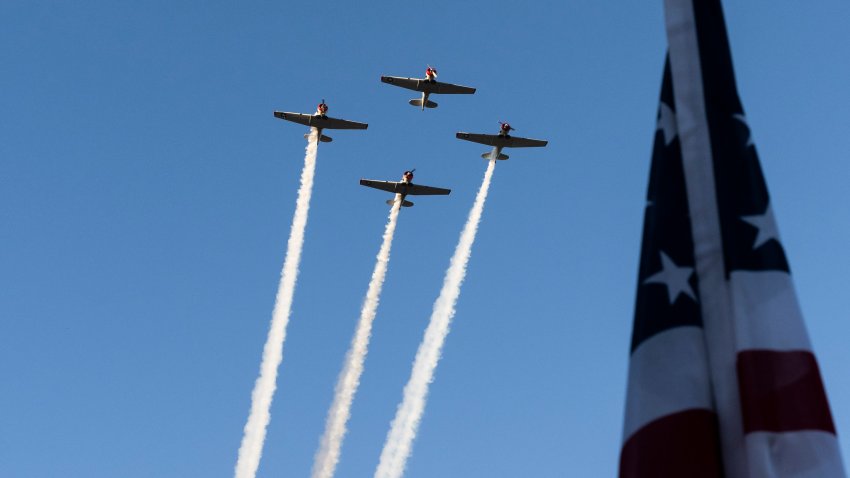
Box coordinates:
[432,81,476,95]
[455,132,548,148]
[359,179,399,193]
[455,132,499,146]
[274,111,312,126]
[315,115,368,130]
[274,112,368,130]
[359,180,451,196]
[406,183,451,195]
[381,76,475,95]
[505,136,548,148]
[381,76,424,92]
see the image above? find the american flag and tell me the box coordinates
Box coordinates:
[619,0,845,476]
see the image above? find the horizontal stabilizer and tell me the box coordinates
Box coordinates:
[304,133,333,142]
[408,99,438,109]
[481,152,509,160]
[386,199,414,207]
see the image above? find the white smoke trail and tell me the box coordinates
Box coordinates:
[374,160,497,478]
[311,199,403,478]
[234,128,319,478]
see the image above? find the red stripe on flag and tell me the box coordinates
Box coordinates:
[737,350,835,434]
[619,409,723,478]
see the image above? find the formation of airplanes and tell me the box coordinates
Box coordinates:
[273,66,548,208]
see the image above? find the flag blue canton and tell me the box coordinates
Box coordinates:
[630,58,703,353]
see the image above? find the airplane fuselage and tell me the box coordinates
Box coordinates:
[396,182,413,194]
[308,115,331,142]
[413,79,442,110]
[487,146,503,161]
[393,177,415,204]
[488,134,514,160]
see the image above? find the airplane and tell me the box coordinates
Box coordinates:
[273,100,368,143]
[380,66,476,110]
[359,169,451,208]
[456,122,548,160]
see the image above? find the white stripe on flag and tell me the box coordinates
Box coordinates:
[622,326,714,440]
[744,431,845,478]
[730,271,812,351]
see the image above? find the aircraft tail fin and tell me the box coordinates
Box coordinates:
[408,99,438,109]
[481,152,509,160]
[305,133,333,142]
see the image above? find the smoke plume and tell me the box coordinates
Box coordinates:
[235,128,320,478]
[311,199,403,478]
[374,160,497,478]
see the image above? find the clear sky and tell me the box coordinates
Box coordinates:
[2,1,848,477]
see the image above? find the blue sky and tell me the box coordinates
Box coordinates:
[2,1,848,476]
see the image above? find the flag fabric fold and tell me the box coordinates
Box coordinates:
[620,0,844,476]
[620,57,724,477]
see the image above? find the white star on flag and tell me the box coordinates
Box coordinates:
[741,203,781,249]
[657,102,677,146]
[643,251,696,304]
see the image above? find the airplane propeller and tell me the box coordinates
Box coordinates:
[499,121,515,131]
